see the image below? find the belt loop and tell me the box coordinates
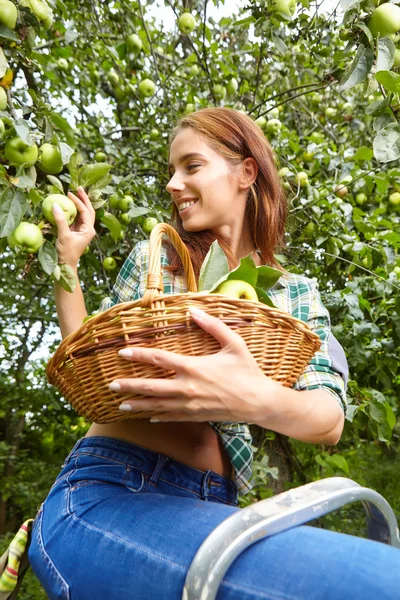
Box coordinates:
[61,437,86,467]
[201,470,212,501]
[149,454,169,486]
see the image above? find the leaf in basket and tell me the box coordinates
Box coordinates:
[208,253,258,292]
[256,265,283,289]
[198,240,229,292]
[255,286,277,308]
[100,211,122,241]
[57,264,77,293]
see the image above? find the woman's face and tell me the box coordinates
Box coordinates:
[166,128,244,232]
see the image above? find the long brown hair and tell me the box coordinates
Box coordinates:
[163,107,288,283]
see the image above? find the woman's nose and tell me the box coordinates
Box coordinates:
[165,173,184,193]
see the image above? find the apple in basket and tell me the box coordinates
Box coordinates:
[213,279,259,302]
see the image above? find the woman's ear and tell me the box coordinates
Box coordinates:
[238,157,258,190]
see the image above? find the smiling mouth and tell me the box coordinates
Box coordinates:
[178,199,199,214]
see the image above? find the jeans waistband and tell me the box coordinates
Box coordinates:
[62,436,238,505]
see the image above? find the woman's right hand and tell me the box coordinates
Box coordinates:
[53,186,96,267]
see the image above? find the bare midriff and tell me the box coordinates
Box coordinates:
[85,420,235,480]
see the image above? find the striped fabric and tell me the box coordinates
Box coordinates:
[0,519,33,595]
[98,238,348,496]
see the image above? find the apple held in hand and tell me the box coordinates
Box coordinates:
[368,3,400,38]
[103,257,117,271]
[42,194,77,226]
[11,222,44,253]
[0,0,18,30]
[214,279,259,302]
[142,217,158,234]
[37,143,63,174]
[5,137,39,167]
[139,78,156,97]
[127,33,142,53]
[0,88,7,111]
[178,12,196,34]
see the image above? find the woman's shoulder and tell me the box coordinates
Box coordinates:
[273,269,318,292]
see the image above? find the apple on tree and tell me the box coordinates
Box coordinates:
[297,172,309,187]
[20,0,53,28]
[109,193,120,209]
[118,195,134,211]
[185,103,195,114]
[120,213,132,225]
[139,78,156,97]
[0,120,5,139]
[189,64,200,77]
[0,0,18,30]
[227,78,238,95]
[368,3,400,38]
[266,118,282,136]
[142,217,158,234]
[389,192,400,206]
[103,257,117,271]
[149,128,159,140]
[356,193,367,205]
[127,33,142,53]
[178,12,196,34]
[213,84,227,100]
[278,167,290,177]
[95,151,107,162]
[270,0,297,21]
[5,137,39,167]
[37,143,63,174]
[57,58,69,71]
[107,70,120,86]
[0,87,7,111]
[42,194,77,226]
[10,222,44,253]
[394,49,400,68]
[213,279,259,302]
[255,116,266,129]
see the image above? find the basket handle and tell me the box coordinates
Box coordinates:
[141,223,198,308]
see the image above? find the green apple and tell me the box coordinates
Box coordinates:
[107,70,119,86]
[7,229,18,248]
[271,0,297,20]
[269,107,280,119]
[325,107,337,118]
[310,131,324,143]
[20,0,53,28]
[42,194,77,226]
[278,167,290,177]
[335,184,348,198]
[57,58,69,71]
[214,279,258,302]
[266,118,282,135]
[0,0,18,29]
[394,48,400,68]
[356,192,367,205]
[342,102,353,115]
[0,119,5,139]
[394,266,400,278]
[109,193,120,209]
[304,222,315,235]
[150,128,159,140]
[178,12,196,34]
[189,64,200,76]
[120,212,132,225]
[127,33,142,52]
[213,84,227,100]
[95,151,107,162]
[255,116,266,129]
[103,257,117,271]
[118,195,134,211]
[389,192,400,205]
[368,4,400,38]
[303,151,314,162]
[37,143,63,174]
[12,222,44,253]
[142,217,158,233]
[139,78,156,97]
[5,137,38,166]
[0,87,7,110]
[185,103,195,114]
[227,78,238,95]
[297,172,309,187]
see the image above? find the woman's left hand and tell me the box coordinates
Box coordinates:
[109,306,273,423]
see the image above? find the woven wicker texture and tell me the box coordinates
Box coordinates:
[46,223,321,424]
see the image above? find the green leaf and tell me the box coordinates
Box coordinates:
[13,119,31,144]
[38,241,58,275]
[376,38,395,72]
[365,95,391,117]
[68,153,79,191]
[324,454,350,475]
[375,70,400,93]
[339,45,373,91]
[50,113,76,147]
[59,142,75,165]
[198,240,229,292]
[234,16,255,27]
[0,189,28,237]
[256,265,283,289]
[100,211,122,241]
[226,255,258,287]
[385,401,396,430]
[352,146,374,161]
[271,33,288,55]
[57,264,77,293]
[373,123,400,163]
[46,175,64,192]
[127,206,149,219]
[0,24,20,43]
[79,163,112,188]
[255,287,277,308]
[339,0,360,11]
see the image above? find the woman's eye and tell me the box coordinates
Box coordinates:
[187,164,200,171]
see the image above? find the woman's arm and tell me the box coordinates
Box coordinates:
[54,267,87,340]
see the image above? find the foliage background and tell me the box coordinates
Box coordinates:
[1,0,400,597]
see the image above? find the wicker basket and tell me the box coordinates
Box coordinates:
[46,223,321,424]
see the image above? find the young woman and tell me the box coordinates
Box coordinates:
[28,108,400,599]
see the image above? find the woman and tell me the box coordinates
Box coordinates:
[28,108,400,599]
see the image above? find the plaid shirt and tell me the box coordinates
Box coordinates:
[98,239,348,496]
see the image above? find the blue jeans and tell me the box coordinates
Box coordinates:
[28,436,400,600]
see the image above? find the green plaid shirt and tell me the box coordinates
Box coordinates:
[98,239,348,496]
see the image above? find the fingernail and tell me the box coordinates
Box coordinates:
[109,382,121,391]
[189,307,207,318]
[118,349,133,358]
[52,203,62,213]
[150,418,160,423]
[119,403,132,411]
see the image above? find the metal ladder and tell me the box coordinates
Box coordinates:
[182,477,400,600]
